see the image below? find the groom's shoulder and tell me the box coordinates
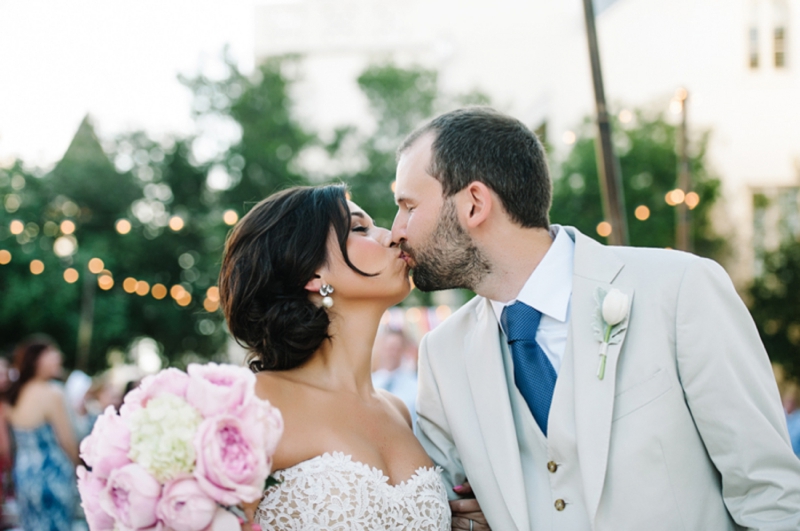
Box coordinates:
[610,245,726,285]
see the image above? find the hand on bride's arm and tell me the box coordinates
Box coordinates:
[450,481,491,531]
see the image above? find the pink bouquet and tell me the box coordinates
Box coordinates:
[77,363,283,531]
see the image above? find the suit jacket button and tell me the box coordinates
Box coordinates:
[547,461,558,473]
[555,499,566,511]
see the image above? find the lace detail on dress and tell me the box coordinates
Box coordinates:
[255,452,451,531]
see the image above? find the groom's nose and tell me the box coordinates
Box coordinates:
[391,212,407,246]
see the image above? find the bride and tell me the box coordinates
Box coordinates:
[218,184,487,530]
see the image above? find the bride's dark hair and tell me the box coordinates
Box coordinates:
[219,185,370,372]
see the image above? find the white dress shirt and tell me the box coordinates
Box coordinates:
[490,225,574,374]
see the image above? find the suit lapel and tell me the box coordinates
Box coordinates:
[563,227,634,522]
[465,298,530,531]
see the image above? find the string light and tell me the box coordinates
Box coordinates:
[685,192,700,209]
[151,284,167,300]
[135,280,150,296]
[406,307,422,323]
[222,210,238,225]
[63,268,79,283]
[634,205,651,221]
[206,286,220,302]
[562,131,577,145]
[596,221,612,237]
[88,258,105,274]
[169,216,184,231]
[116,219,132,234]
[0,250,10,265]
[10,220,23,235]
[123,278,137,293]
[98,274,114,290]
[60,220,75,235]
[665,189,685,206]
[170,285,186,300]
[177,293,192,307]
[203,298,219,312]
[30,260,44,275]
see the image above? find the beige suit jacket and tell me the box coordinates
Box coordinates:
[416,226,800,531]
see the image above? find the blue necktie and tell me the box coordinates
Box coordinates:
[501,301,557,436]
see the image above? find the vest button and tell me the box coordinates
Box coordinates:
[555,499,566,511]
[547,461,558,473]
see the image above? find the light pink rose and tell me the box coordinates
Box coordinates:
[120,368,190,418]
[77,466,115,531]
[80,406,132,479]
[193,415,268,505]
[185,363,256,418]
[156,477,217,531]
[99,464,162,531]
[240,399,284,463]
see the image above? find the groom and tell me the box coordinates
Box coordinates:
[391,107,800,531]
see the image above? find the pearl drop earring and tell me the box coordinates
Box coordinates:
[320,284,334,308]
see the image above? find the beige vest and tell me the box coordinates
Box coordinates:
[500,332,591,531]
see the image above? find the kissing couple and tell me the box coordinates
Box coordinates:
[220,108,800,530]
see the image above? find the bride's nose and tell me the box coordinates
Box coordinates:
[376,227,394,247]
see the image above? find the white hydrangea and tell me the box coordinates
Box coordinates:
[127,394,202,482]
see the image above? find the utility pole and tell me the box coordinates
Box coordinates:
[674,88,692,251]
[581,0,629,246]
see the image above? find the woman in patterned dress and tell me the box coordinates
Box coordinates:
[5,338,78,531]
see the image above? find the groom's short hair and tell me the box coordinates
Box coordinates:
[398,107,551,229]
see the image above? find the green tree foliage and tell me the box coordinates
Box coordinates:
[551,112,723,257]
[749,239,800,380]
[179,55,313,208]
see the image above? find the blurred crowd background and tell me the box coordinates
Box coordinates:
[1,0,800,528]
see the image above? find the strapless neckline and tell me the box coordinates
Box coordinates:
[256,451,451,530]
[285,451,439,488]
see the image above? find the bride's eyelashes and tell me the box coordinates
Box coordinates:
[352,226,369,233]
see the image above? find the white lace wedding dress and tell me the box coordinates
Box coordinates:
[254,452,451,530]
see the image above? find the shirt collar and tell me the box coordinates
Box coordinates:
[490,225,575,326]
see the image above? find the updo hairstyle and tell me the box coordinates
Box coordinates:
[219,185,370,371]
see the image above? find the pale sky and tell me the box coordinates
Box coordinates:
[0,0,256,168]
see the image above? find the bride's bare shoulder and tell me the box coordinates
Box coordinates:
[377,389,412,428]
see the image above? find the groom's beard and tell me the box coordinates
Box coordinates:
[401,199,491,292]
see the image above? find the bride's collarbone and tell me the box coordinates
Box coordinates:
[273,397,430,486]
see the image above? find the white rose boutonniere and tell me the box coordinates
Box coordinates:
[593,288,629,380]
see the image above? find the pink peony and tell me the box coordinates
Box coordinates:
[77,466,115,531]
[99,463,162,531]
[240,399,284,462]
[80,406,132,479]
[185,363,256,418]
[156,477,217,531]
[120,368,190,418]
[193,414,269,505]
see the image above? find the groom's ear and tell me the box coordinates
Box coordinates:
[462,181,493,229]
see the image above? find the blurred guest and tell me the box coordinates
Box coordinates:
[0,357,12,527]
[5,338,78,531]
[775,363,800,458]
[372,328,418,424]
